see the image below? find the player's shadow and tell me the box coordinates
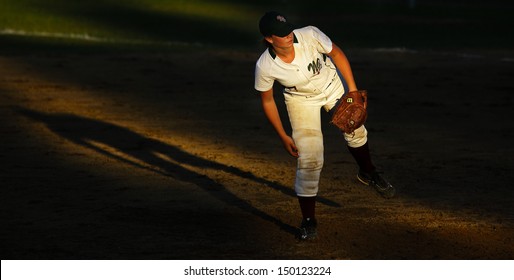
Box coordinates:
[18,108,338,236]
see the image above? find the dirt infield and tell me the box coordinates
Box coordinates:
[1,46,513,259]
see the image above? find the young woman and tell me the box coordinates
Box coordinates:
[254,11,395,240]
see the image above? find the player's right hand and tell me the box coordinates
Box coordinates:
[281,136,299,158]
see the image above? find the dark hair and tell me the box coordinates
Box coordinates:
[261,38,272,49]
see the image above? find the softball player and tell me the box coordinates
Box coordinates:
[254,11,395,240]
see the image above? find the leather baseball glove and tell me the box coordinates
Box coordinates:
[330,90,368,134]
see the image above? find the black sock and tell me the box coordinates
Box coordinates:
[297,196,316,220]
[347,142,376,174]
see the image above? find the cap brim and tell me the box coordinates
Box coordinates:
[273,23,295,37]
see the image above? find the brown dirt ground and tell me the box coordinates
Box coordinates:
[1,47,513,259]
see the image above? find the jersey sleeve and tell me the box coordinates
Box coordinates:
[254,61,274,92]
[308,26,333,54]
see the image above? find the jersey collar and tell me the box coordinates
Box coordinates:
[268,33,299,59]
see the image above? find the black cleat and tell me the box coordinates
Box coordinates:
[297,218,318,240]
[357,170,396,198]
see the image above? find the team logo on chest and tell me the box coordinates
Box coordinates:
[308,58,322,75]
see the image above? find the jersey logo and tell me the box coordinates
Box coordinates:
[308,58,322,75]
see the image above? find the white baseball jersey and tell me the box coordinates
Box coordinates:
[254,26,338,96]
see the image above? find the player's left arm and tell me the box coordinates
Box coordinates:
[327,43,358,92]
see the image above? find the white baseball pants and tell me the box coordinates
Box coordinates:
[284,75,368,197]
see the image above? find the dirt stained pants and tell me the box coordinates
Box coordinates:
[284,75,368,197]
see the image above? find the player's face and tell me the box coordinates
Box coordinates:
[268,32,294,48]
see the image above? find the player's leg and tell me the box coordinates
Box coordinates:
[293,126,322,240]
[345,127,396,198]
[325,74,396,198]
[345,126,374,173]
[284,96,323,240]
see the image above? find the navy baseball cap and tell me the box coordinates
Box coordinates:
[259,11,295,37]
